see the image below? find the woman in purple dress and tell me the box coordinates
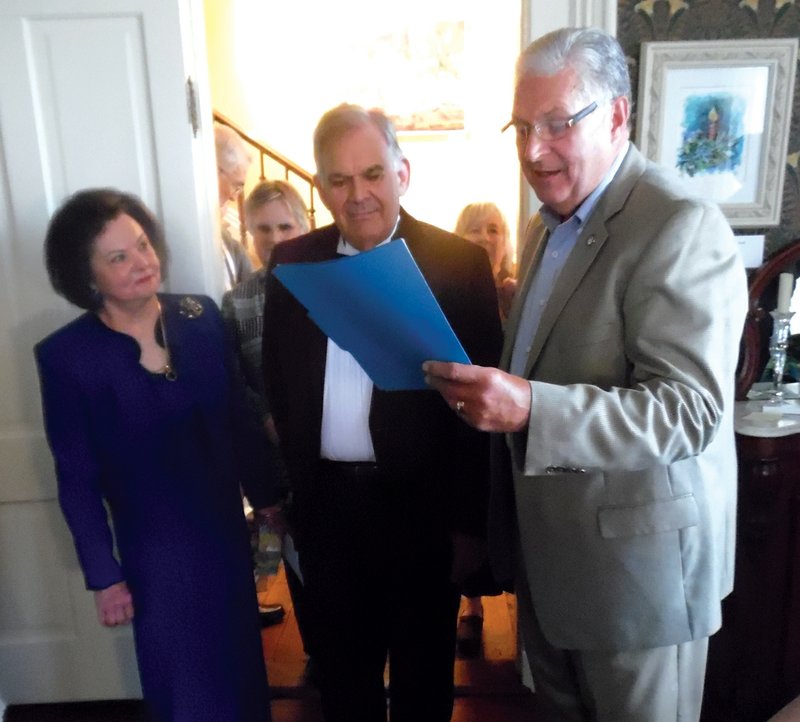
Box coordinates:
[35,189,274,721]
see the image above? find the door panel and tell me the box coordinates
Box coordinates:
[0,0,218,704]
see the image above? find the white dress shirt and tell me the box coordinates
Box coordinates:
[319,223,399,461]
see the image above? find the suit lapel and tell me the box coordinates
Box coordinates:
[302,229,343,439]
[395,208,417,249]
[522,222,608,377]
[513,145,646,378]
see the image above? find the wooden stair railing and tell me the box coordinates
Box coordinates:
[213,110,317,243]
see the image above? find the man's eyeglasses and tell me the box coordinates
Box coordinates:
[501,101,598,142]
[218,166,245,195]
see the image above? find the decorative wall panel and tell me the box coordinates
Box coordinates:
[618,0,800,252]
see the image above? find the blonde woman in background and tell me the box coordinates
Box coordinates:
[223,179,311,439]
[455,202,516,322]
[452,201,516,657]
[221,179,317,669]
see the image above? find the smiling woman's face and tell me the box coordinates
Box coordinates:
[90,213,161,307]
[462,209,506,274]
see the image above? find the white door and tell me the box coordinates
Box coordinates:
[0,0,221,706]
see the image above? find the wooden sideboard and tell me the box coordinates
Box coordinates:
[702,405,800,722]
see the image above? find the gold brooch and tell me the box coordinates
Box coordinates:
[178,296,204,318]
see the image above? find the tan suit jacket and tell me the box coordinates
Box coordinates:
[490,144,748,651]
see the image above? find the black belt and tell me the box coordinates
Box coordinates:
[319,459,381,480]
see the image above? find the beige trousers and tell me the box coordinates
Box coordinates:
[516,569,709,722]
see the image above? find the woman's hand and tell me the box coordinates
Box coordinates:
[94,581,134,627]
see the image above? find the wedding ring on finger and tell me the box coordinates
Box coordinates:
[455,400,465,414]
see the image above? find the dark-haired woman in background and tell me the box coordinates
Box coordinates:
[35,188,275,721]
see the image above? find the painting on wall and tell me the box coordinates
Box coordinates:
[674,92,745,179]
[636,38,798,227]
[370,20,465,132]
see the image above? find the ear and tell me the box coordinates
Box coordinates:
[610,95,630,141]
[397,158,411,196]
[314,174,332,212]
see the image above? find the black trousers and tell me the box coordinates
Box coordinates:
[297,460,460,722]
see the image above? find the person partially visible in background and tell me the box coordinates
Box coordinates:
[221,179,315,657]
[222,179,311,442]
[455,201,516,322]
[36,188,276,722]
[451,200,514,657]
[215,121,255,289]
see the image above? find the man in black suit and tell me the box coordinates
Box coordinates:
[262,103,503,722]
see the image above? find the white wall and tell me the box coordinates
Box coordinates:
[206,0,521,247]
[204,0,618,249]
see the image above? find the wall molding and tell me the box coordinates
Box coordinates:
[524,0,616,41]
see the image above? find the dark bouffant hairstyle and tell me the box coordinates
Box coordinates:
[44,188,168,310]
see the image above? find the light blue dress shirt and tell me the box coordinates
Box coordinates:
[509,143,629,377]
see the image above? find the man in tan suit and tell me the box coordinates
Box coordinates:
[425,27,748,721]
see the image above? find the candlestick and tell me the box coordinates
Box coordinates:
[777,272,794,314]
[750,310,799,402]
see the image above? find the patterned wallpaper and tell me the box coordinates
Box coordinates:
[617,0,800,254]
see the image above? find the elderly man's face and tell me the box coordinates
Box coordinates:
[512,67,628,219]
[315,123,410,251]
[218,163,248,209]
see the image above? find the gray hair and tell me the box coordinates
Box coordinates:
[313,103,405,178]
[214,121,252,173]
[516,27,631,106]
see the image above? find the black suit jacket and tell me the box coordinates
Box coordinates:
[262,209,503,549]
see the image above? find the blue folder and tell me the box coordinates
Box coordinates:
[273,239,470,390]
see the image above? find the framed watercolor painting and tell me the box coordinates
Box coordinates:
[636,38,798,228]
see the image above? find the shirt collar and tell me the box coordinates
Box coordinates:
[540,141,630,231]
[337,216,401,256]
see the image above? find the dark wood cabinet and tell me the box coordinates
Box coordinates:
[702,427,800,722]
